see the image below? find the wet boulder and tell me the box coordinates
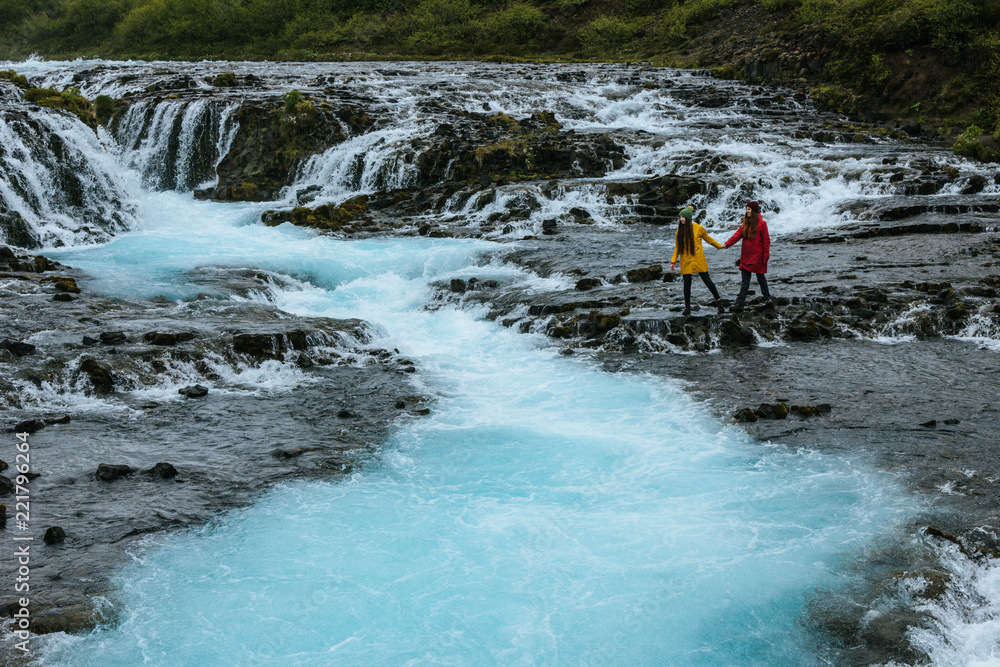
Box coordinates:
[718,320,757,348]
[14,419,46,434]
[95,463,133,482]
[79,358,114,393]
[99,331,128,345]
[178,384,208,398]
[43,526,66,545]
[146,462,178,479]
[144,332,194,346]
[0,339,35,357]
[754,403,789,420]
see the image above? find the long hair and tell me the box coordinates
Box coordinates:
[677,218,695,256]
[742,211,759,239]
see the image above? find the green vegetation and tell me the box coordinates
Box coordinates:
[0,0,998,157]
[0,69,28,88]
[23,86,99,128]
[953,125,1000,162]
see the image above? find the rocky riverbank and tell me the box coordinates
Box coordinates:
[0,244,428,637]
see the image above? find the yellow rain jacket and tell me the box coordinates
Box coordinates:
[671,223,723,274]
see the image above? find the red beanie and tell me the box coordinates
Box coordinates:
[747,201,760,212]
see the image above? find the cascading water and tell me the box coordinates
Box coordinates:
[113,99,240,191]
[0,86,137,247]
[2,59,1000,666]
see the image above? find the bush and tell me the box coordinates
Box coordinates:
[283,89,305,113]
[404,0,478,51]
[578,15,638,53]
[479,2,548,48]
[952,125,997,161]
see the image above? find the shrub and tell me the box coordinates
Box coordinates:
[283,89,305,113]
[479,2,548,48]
[578,15,638,53]
[952,125,996,161]
[404,0,478,51]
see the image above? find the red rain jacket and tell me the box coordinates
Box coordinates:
[725,217,770,274]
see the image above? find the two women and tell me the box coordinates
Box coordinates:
[670,201,771,315]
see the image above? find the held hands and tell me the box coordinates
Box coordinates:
[670,262,677,271]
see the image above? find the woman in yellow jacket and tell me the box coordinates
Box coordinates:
[670,207,725,316]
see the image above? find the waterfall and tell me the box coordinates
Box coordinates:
[113,98,240,192]
[292,122,429,205]
[0,100,137,248]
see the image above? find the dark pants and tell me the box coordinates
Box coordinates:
[734,269,770,305]
[683,272,721,306]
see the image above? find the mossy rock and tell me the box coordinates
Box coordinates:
[0,70,28,89]
[24,87,97,130]
[212,72,238,87]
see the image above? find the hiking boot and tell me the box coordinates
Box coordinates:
[715,299,725,315]
[682,306,691,317]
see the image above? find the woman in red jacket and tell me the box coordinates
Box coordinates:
[724,201,771,312]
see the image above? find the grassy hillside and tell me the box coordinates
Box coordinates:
[1,0,998,154]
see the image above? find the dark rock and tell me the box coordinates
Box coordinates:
[79,358,114,393]
[45,415,71,425]
[82,335,100,345]
[718,320,756,347]
[52,276,81,293]
[412,407,431,416]
[961,175,987,195]
[336,409,357,419]
[450,278,467,293]
[95,463,133,482]
[0,211,38,248]
[395,399,407,409]
[734,408,758,423]
[214,101,371,201]
[14,419,46,434]
[146,462,178,479]
[0,475,13,496]
[754,403,789,420]
[178,385,209,398]
[575,278,601,291]
[43,526,66,545]
[232,331,309,359]
[99,331,128,345]
[920,419,937,428]
[144,332,194,346]
[569,207,592,219]
[0,339,36,357]
[0,503,5,528]
[588,310,621,334]
[52,293,74,302]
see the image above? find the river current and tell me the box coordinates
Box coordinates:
[2,59,999,666]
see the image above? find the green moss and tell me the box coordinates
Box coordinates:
[24,87,97,129]
[0,69,28,89]
[94,95,116,125]
[212,72,237,87]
